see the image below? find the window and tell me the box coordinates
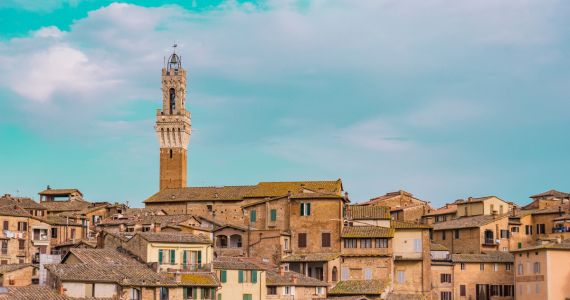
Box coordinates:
[130,288,141,300]
[460,263,465,271]
[442,231,446,240]
[490,285,500,296]
[361,239,372,248]
[71,228,76,239]
[169,88,176,114]
[506,263,512,271]
[341,267,349,280]
[51,228,58,239]
[363,268,372,280]
[182,287,195,300]
[454,229,459,239]
[268,287,277,295]
[440,274,451,283]
[170,249,176,264]
[142,226,151,232]
[17,222,27,232]
[217,235,228,248]
[1,241,7,255]
[284,286,291,295]
[344,239,357,248]
[2,221,8,231]
[298,233,307,248]
[322,233,331,247]
[203,288,214,299]
[18,239,25,250]
[536,224,546,235]
[220,270,227,283]
[375,238,388,248]
[480,263,485,271]
[250,210,256,223]
[493,263,498,271]
[396,271,405,284]
[270,209,277,221]
[284,238,289,250]
[238,270,258,283]
[536,283,540,294]
[525,225,532,235]
[243,294,252,300]
[441,291,452,300]
[160,287,169,300]
[316,287,324,295]
[332,266,338,282]
[511,226,519,233]
[413,239,422,252]
[533,262,540,274]
[500,230,509,238]
[517,263,523,275]
[460,285,466,296]
[300,203,311,216]
[503,285,514,296]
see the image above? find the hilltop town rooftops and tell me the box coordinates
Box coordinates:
[0,286,69,300]
[328,280,386,295]
[144,180,344,203]
[530,189,570,199]
[0,206,34,218]
[38,188,82,196]
[137,232,211,244]
[99,213,196,227]
[391,220,431,229]
[63,248,140,265]
[0,264,33,275]
[365,190,427,206]
[45,263,177,286]
[266,269,328,287]
[423,204,457,216]
[0,195,44,210]
[451,251,514,263]
[432,215,507,230]
[341,226,394,238]
[346,205,390,220]
[176,273,220,287]
[213,257,266,270]
[510,239,570,252]
[281,252,340,262]
[40,198,91,212]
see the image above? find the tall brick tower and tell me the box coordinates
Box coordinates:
[155,45,191,190]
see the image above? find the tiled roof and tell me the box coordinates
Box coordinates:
[0,195,44,210]
[0,263,33,275]
[341,226,394,238]
[65,249,140,265]
[40,199,91,212]
[39,188,82,196]
[554,213,570,221]
[391,220,431,229]
[365,190,427,206]
[42,215,84,226]
[0,286,69,300]
[510,239,570,252]
[423,204,457,216]
[176,272,220,287]
[213,257,264,270]
[100,214,195,227]
[452,251,514,263]
[432,215,506,230]
[137,232,211,244]
[347,205,390,220]
[386,293,426,300]
[430,243,448,251]
[530,189,570,199]
[52,239,97,249]
[281,252,340,262]
[328,280,386,295]
[245,180,343,198]
[0,206,34,218]
[45,263,177,286]
[455,196,498,204]
[266,269,328,287]
[144,186,255,203]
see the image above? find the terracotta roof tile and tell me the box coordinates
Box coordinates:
[245,180,343,198]
[430,243,448,251]
[432,215,506,230]
[137,232,211,244]
[341,226,394,238]
[424,204,457,216]
[176,273,220,287]
[145,186,255,203]
[40,199,91,212]
[65,249,140,265]
[266,269,328,287]
[0,195,44,210]
[39,188,82,196]
[0,286,69,300]
[281,252,340,262]
[0,264,33,275]
[510,239,570,252]
[347,205,390,220]
[391,220,431,229]
[213,257,264,270]
[530,189,570,199]
[452,251,514,263]
[328,280,386,295]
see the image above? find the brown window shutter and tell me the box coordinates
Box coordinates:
[322,233,331,247]
[298,233,307,248]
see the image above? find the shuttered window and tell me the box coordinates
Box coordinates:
[238,270,244,283]
[270,209,277,221]
[300,203,311,216]
[322,233,331,247]
[220,270,227,283]
[251,270,257,283]
[158,249,164,264]
[298,233,307,248]
[170,249,176,265]
[250,210,256,222]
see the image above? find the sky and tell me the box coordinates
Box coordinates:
[0,0,569,208]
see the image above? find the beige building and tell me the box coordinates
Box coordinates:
[455,196,512,218]
[511,239,570,300]
[266,267,327,300]
[214,257,266,300]
[0,264,34,286]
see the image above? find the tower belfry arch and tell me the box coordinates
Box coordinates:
[155,44,191,190]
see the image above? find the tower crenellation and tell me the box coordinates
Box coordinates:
[155,46,191,190]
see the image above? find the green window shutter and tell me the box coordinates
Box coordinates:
[183,287,188,299]
[243,294,252,300]
[183,251,187,266]
[192,287,197,300]
[158,249,163,264]
[220,270,227,283]
[270,209,277,221]
[197,251,202,265]
[307,203,311,215]
[300,203,304,215]
[218,294,222,300]
[238,270,244,283]
[250,210,256,222]
[251,270,257,283]
[201,288,205,299]
[170,249,176,264]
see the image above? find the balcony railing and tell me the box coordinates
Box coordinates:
[552,227,570,233]
[483,239,497,246]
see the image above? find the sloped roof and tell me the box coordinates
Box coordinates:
[245,180,343,198]
[424,204,457,217]
[329,280,386,295]
[281,252,340,262]
[0,286,69,300]
[213,257,264,270]
[347,205,390,220]
[430,243,448,251]
[64,249,140,265]
[432,215,507,230]
[40,199,91,212]
[341,226,394,238]
[391,220,431,229]
[530,189,570,199]
[452,251,514,263]
[144,186,255,203]
[177,273,220,287]
[39,188,82,196]
[137,232,211,244]
[0,206,34,218]
[365,190,427,206]
[0,264,33,275]
[510,239,570,252]
[41,215,84,226]
[0,195,44,210]
[266,269,328,287]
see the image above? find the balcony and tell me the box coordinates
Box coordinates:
[482,239,497,246]
[393,252,423,261]
[165,263,211,273]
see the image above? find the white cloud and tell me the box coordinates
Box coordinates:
[33,26,66,39]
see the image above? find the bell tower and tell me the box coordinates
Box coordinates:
[155,45,191,190]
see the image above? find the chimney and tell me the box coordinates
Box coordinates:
[47,185,51,190]
[154,223,161,232]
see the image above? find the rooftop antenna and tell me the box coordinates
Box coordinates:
[172,42,178,53]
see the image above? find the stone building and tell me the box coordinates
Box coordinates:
[362,190,432,223]
[430,243,453,300]
[511,238,570,300]
[455,196,513,218]
[266,267,328,300]
[523,189,570,210]
[38,188,91,216]
[422,203,457,225]
[0,264,34,286]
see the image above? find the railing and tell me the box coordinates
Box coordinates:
[483,239,496,246]
[552,227,570,233]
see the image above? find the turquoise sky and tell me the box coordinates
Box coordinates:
[0,0,569,207]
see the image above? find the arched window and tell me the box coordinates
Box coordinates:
[230,234,242,248]
[484,230,494,245]
[169,88,175,114]
[332,266,338,282]
[216,235,228,248]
